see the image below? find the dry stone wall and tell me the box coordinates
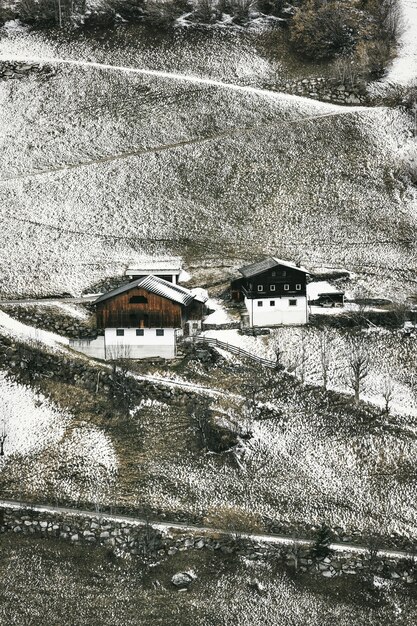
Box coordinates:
[0,506,415,584]
[0,61,55,80]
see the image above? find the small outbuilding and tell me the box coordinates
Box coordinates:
[125,257,182,284]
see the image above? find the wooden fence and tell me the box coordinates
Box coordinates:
[185,336,277,369]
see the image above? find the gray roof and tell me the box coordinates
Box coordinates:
[239,257,309,278]
[125,257,182,276]
[95,275,195,306]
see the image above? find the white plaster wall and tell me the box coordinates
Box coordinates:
[245,297,308,327]
[104,328,176,359]
[69,336,106,359]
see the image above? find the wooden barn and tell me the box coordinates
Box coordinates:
[76,276,207,360]
[232,257,310,327]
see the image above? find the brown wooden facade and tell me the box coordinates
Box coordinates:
[96,285,203,329]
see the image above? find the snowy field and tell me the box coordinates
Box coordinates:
[0,28,416,300]
[0,373,118,502]
[385,0,417,86]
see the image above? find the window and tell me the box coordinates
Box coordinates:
[156,329,164,336]
[136,329,144,336]
[257,285,263,292]
[282,271,287,277]
[284,284,290,291]
[257,301,263,307]
[270,301,275,307]
[296,284,302,291]
[270,285,276,292]
[129,295,148,304]
[272,271,276,277]
[289,299,297,307]
[116,329,124,336]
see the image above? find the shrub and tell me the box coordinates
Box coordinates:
[310,523,333,560]
[218,0,254,23]
[193,0,221,22]
[257,0,285,17]
[289,0,359,60]
[204,505,262,533]
[108,0,145,20]
[142,0,190,26]
[18,0,57,25]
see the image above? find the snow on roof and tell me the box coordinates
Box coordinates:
[125,257,182,275]
[95,275,195,306]
[307,281,344,301]
[239,256,309,278]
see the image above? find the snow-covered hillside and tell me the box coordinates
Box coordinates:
[0,29,415,300]
[0,373,118,501]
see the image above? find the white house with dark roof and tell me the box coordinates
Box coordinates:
[231,257,310,327]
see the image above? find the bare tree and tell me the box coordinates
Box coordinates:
[0,429,7,457]
[346,336,370,404]
[286,329,309,384]
[271,335,285,371]
[382,375,394,415]
[319,328,332,391]
[107,345,135,414]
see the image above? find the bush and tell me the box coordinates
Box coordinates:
[18,0,57,25]
[218,0,254,23]
[142,0,190,26]
[204,505,262,533]
[289,0,359,60]
[310,523,333,560]
[108,0,145,20]
[193,0,221,22]
[257,0,285,17]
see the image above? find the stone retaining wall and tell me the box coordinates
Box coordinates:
[275,76,370,105]
[0,506,415,584]
[0,304,96,339]
[0,61,55,80]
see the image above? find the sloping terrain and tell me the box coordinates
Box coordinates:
[0,28,416,299]
[1,534,417,626]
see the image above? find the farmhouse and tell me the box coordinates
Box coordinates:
[94,275,207,359]
[70,276,207,360]
[231,257,310,327]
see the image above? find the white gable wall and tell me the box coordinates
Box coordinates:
[245,296,308,327]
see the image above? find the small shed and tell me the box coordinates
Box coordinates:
[125,257,182,284]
